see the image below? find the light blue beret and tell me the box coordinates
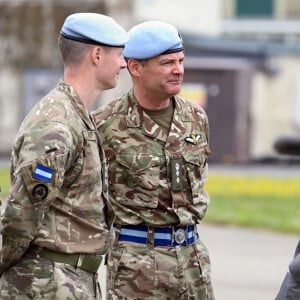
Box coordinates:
[123,21,183,59]
[60,13,128,47]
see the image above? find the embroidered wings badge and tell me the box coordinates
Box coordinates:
[185,134,201,145]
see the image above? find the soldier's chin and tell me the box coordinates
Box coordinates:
[103,81,117,91]
[168,86,181,96]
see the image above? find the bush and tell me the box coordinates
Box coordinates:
[0,168,9,201]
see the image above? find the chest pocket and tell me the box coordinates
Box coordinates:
[112,153,160,208]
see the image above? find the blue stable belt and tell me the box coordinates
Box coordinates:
[117,224,198,246]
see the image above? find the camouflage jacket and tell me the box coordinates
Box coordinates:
[93,90,211,226]
[0,80,113,275]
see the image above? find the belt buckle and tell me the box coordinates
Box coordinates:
[174,228,186,244]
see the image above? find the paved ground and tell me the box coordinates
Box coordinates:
[200,223,298,300]
[196,164,300,299]
[209,163,300,178]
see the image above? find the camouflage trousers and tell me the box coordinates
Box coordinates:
[106,238,215,300]
[0,253,102,299]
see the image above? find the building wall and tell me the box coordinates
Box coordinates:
[222,0,235,19]
[276,0,300,18]
[250,56,300,159]
[222,0,300,19]
[0,67,21,152]
[133,0,222,36]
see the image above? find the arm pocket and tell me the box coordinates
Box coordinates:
[183,149,209,206]
[20,151,66,206]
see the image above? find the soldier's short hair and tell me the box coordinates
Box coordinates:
[58,34,92,67]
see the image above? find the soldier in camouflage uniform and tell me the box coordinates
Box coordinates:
[0,13,127,299]
[93,21,215,300]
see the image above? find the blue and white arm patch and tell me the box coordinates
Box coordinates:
[33,164,54,183]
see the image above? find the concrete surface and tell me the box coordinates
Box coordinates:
[200,223,298,300]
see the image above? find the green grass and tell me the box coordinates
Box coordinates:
[205,174,300,234]
[0,167,299,234]
[0,168,10,201]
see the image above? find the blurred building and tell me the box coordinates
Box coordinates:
[221,0,300,162]
[103,0,300,163]
[0,0,132,156]
[1,0,300,164]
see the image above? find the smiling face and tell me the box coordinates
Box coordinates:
[128,51,184,107]
[98,47,127,90]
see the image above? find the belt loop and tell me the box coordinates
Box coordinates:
[77,254,84,269]
[172,227,176,244]
[147,226,154,249]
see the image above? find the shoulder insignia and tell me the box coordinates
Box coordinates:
[32,184,48,200]
[33,164,54,183]
[185,134,201,145]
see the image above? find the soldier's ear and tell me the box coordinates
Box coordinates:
[127,59,143,76]
[91,46,103,65]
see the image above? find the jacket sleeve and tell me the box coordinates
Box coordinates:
[275,240,300,300]
[0,120,78,275]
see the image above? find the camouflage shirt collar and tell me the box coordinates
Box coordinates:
[124,89,193,126]
[124,90,193,141]
[124,90,143,128]
[57,79,96,130]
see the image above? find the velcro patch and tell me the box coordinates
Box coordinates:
[33,164,54,183]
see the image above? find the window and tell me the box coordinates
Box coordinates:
[236,0,274,18]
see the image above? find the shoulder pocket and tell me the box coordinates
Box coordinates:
[21,162,58,206]
[21,149,68,205]
[182,149,209,207]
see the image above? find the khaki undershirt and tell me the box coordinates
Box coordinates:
[143,98,175,134]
